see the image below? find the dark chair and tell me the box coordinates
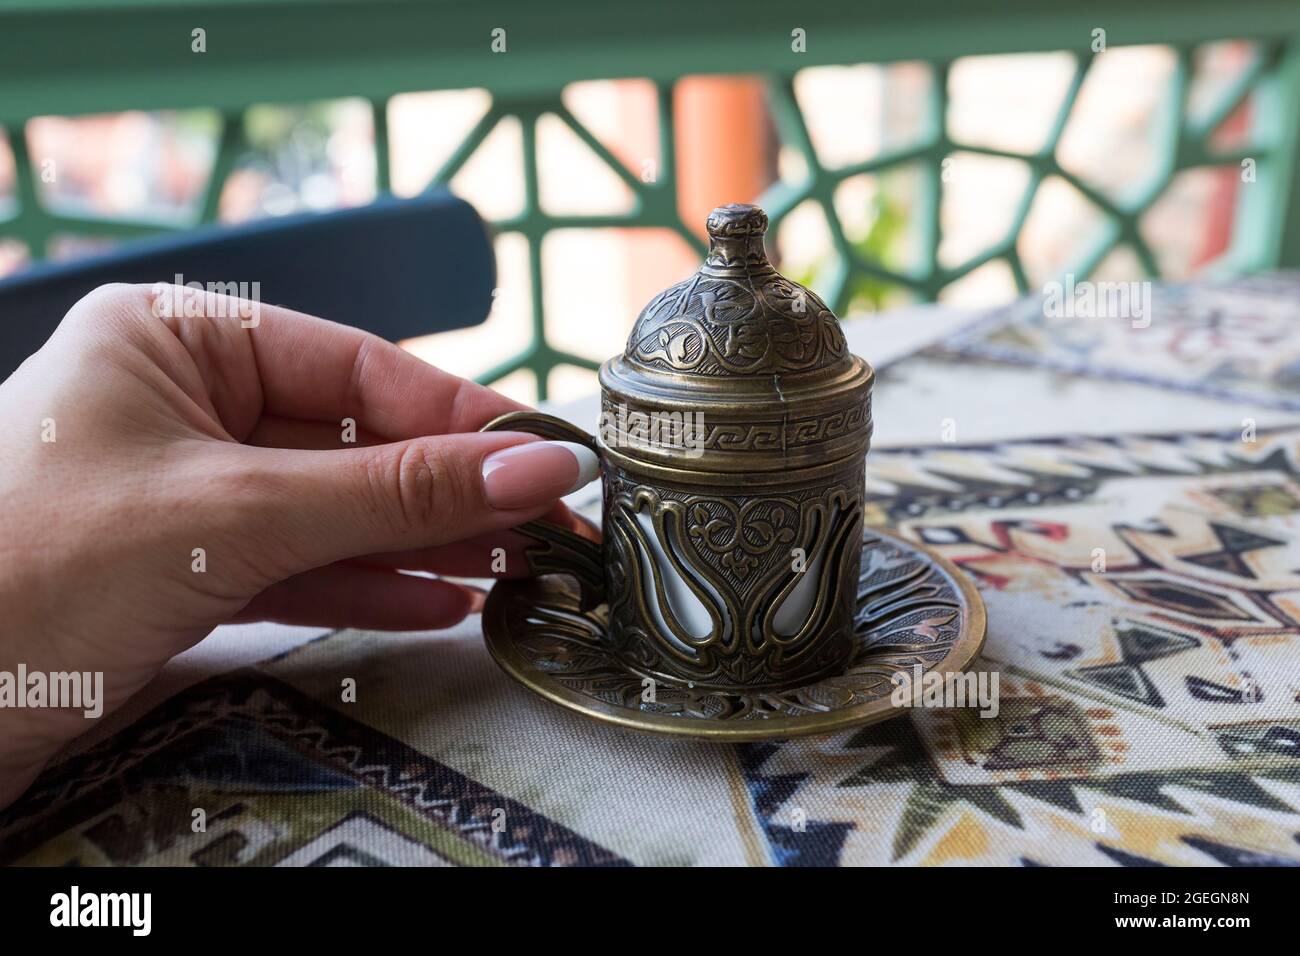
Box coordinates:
[0,190,496,380]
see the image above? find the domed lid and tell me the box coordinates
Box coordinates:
[598,203,873,476]
[621,203,851,380]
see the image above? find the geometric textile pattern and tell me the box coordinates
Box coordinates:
[7,427,1300,866]
[739,426,1300,864]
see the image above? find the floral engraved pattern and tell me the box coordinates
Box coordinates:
[599,465,865,689]
[628,271,848,376]
[687,499,798,577]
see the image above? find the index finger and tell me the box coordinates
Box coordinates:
[246,301,524,439]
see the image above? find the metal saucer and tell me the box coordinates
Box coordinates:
[482,528,987,741]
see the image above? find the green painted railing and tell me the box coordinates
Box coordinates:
[2,0,1300,398]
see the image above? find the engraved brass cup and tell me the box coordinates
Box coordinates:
[482,203,873,693]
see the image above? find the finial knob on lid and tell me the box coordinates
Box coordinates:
[703,202,771,271]
[705,202,769,238]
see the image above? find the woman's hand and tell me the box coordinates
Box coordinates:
[0,283,598,806]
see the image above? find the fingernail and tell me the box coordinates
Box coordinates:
[482,440,600,510]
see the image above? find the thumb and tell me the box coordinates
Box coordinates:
[227,431,599,578]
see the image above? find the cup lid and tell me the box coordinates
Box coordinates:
[598,203,873,475]
[619,202,853,381]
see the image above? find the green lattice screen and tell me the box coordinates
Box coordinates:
[0,40,1294,399]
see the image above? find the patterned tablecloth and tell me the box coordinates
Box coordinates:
[5,275,1300,867]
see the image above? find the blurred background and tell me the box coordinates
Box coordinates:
[0,1,1292,405]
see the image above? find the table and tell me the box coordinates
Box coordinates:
[5,275,1300,866]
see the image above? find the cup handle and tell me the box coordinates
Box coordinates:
[479,410,605,609]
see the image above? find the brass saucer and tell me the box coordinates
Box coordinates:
[482,528,987,741]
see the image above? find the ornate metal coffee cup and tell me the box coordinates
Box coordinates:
[483,203,873,692]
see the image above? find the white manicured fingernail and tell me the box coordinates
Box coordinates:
[552,441,600,494]
[482,440,600,509]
